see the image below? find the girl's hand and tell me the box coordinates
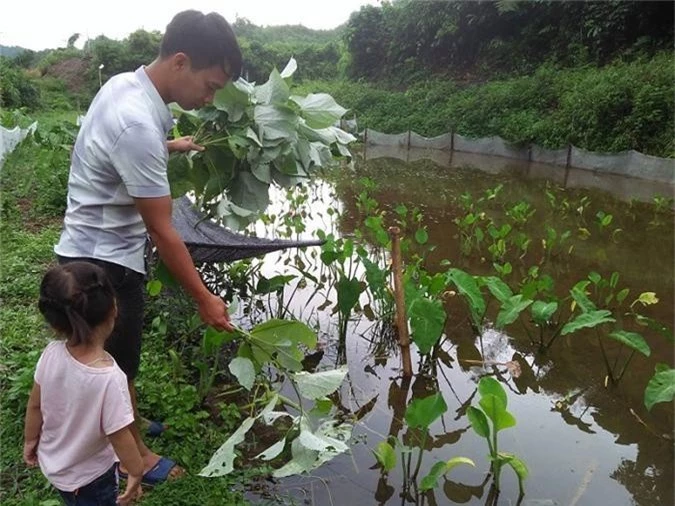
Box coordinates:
[23,439,38,467]
[117,474,142,505]
[167,136,204,153]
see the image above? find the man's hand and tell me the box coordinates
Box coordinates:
[198,293,234,332]
[23,439,38,467]
[117,474,142,505]
[167,136,204,153]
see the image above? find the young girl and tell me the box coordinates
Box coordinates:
[23,262,144,505]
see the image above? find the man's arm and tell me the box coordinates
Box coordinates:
[134,196,233,331]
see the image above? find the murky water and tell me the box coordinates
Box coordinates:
[243,150,674,506]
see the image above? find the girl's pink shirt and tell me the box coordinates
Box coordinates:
[34,341,134,491]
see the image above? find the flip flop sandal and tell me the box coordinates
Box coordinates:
[118,457,180,486]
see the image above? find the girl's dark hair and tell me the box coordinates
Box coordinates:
[38,262,116,346]
[160,10,242,80]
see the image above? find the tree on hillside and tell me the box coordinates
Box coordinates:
[67,33,80,48]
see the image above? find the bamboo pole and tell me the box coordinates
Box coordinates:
[389,226,413,378]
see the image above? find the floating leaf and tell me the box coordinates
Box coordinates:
[644,364,675,411]
[608,330,650,357]
[561,310,615,336]
[228,357,255,390]
[405,393,447,429]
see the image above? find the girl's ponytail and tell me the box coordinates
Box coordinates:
[39,262,116,345]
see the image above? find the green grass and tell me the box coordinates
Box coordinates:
[0,136,254,505]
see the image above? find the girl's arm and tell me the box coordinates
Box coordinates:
[23,383,42,466]
[108,425,143,505]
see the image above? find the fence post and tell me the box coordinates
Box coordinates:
[389,226,413,378]
[564,143,572,187]
[363,127,368,159]
[407,129,411,150]
[450,129,455,153]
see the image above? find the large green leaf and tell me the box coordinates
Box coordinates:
[570,281,596,313]
[290,93,347,129]
[561,310,615,335]
[336,276,363,317]
[495,294,533,329]
[634,315,673,343]
[447,268,485,325]
[293,366,349,400]
[531,300,558,326]
[373,441,396,472]
[483,276,513,304]
[199,416,255,476]
[608,330,650,357]
[404,393,447,429]
[228,357,255,391]
[409,297,446,354]
[228,171,270,213]
[213,81,250,122]
[478,377,507,408]
[254,104,298,143]
[167,154,194,197]
[250,319,317,348]
[253,68,290,105]
[467,406,490,439]
[644,364,675,411]
[479,394,516,432]
[255,438,287,461]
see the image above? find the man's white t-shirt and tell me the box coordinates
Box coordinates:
[35,341,134,491]
[55,66,174,274]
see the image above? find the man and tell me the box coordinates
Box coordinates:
[54,10,242,485]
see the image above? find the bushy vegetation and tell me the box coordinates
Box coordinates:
[297,52,674,156]
[0,57,40,109]
[343,0,673,82]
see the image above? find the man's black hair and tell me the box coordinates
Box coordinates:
[160,10,242,80]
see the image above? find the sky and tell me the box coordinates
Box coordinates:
[1,0,381,51]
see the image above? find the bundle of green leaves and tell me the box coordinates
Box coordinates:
[168,58,355,229]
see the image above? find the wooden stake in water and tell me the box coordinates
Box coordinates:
[389,226,413,378]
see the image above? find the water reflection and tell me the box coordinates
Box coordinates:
[364,145,675,204]
[241,153,673,505]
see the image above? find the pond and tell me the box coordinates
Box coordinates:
[236,149,674,506]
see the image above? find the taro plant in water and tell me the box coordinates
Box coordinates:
[373,393,474,497]
[467,377,528,497]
